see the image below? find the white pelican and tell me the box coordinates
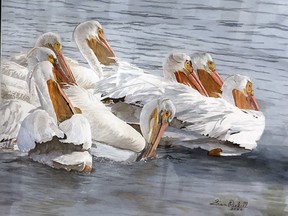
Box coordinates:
[63,85,176,162]
[1,48,59,147]
[95,53,265,156]
[11,20,117,91]
[221,74,260,111]
[73,20,116,77]
[1,47,79,147]
[192,52,224,97]
[30,20,175,161]
[16,48,93,172]
[163,53,208,96]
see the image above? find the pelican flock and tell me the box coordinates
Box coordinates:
[1,19,265,172]
[96,52,265,155]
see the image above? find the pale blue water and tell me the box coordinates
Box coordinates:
[1,0,288,215]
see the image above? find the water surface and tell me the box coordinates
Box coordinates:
[1,0,288,215]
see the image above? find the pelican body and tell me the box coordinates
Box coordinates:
[95,53,265,156]
[16,48,93,172]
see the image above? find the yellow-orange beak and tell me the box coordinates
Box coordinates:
[50,46,77,85]
[232,89,260,111]
[187,72,209,96]
[86,33,116,65]
[211,70,224,86]
[141,121,169,160]
[140,108,173,160]
[47,63,79,123]
[248,95,259,111]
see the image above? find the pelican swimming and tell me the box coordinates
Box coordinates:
[163,53,208,96]
[191,52,224,98]
[221,74,259,111]
[62,84,175,162]
[95,53,265,156]
[16,48,93,172]
[0,48,58,147]
[1,46,80,147]
[10,20,117,91]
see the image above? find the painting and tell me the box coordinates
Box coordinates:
[1,0,287,215]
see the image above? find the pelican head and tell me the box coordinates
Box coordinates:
[163,53,208,96]
[139,98,176,160]
[163,53,193,78]
[35,32,76,84]
[74,20,116,66]
[192,52,223,86]
[221,74,259,111]
[30,47,79,123]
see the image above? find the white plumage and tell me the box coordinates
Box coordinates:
[15,48,93,172]
[63,84,175,161]
[0,100,35,142]
[95,56,265,154]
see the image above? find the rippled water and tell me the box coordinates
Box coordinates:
[1,0,288,215]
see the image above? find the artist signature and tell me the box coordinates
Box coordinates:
[210,199,248,211]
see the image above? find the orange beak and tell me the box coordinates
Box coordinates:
[211,70,224,86]
[52,48,77,85]
[47,79,78,123]
[141,122,169,160]
[248,95,259,111]
[232,89,260,111]
[187,73,209,96]
[86,34,116,65]
[98,33,116,58]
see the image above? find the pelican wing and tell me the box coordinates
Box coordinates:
[70,64,100,90]
[1,75,30,102]
[2,59,29,80]
[0,100,35,141]
[1,60,30,102]
[95,72,265,149]
[63,85,146,152]
[58,114,92,150]
[17,110,65,153]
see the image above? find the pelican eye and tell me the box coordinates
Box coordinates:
[48,54,55,64]
[246,81,253,95]
[161,110,171,123]
[97,28,104,35]
[53,42,61,52]
[207,60,216,72]
[184,60,193,72]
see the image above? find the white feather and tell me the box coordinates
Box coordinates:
[63,85,146,152]
[95,70,265,150]
[17,109,65,153]
[58,114,92,150]
[0,99,35,141]
[52,151,92,167]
